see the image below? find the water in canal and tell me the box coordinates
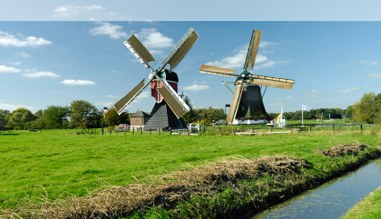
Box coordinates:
[253,159,381,219]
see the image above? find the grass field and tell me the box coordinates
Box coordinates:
[0,127,380,212]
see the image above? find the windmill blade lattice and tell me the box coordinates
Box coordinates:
[199,64,238,77]
[226,84,244,124]
[161,27,199,71]
[198,29,294,125]
[156,79,190,118]
[244,30,262,71]
[113,27,199,130]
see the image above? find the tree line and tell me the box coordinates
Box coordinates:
[351,92,381,124]
[268,107,350,121]
[0,100,129,130]
[1,92,380,130]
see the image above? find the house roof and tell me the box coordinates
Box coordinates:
[130,111,149,118]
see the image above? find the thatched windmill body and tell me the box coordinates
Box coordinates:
[113,28,199,130]
[199,30,294,125]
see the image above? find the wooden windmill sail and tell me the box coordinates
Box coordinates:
[113,27,199,130]
[199,30,294,125]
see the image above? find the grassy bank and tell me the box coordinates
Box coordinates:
[0,129,380,216]
[343,186,381,219]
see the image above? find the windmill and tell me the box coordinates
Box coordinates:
[113,27,199,130]
[199,29,294,125]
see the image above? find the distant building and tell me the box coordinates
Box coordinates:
[130,111,150,129]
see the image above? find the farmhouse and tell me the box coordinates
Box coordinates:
[129,111,149,130]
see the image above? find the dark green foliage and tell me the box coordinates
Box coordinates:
[282,108,345,121]
[194,107,225,125]
[69,100,101,128]
[6,108,37,130]
[0,109,11,129]
[103,108,130,127]
[182,96,197,124]
[119,112,130,124]
[352,93,381,124]
[104,107,119,127]
[38,106,69,129]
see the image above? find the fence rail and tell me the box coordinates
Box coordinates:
[94,123,373,136]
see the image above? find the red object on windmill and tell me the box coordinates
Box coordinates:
[150,70,179,103]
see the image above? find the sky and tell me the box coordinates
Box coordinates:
[1,0,381,21]
[1,2,381,114]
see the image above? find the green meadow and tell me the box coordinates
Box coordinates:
[0,128,380,211]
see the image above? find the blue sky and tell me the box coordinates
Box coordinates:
[1,21,381,114]
[1,0,381,21]
[1,1,381,113]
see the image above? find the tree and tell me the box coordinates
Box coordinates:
[182,96,196,124]
[7,108,37,130]
[0,109,11,130]
[373,93,381,124]
[119,112,130,124]
[34,109,44,118]
[194,107,225,125]
[352,93,376,123]
[345,105,353,119]
[41,106,69,129]
[104,108,120,127]
[69,100,101,128]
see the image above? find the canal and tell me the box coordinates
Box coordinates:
[253,158,381,219]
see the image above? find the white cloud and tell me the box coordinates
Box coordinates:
[0,102,32,111]
[255,60,289,70]
[183,83,210,92]
[206,47,285,70]
[60,79,96,86]
[359,60,378,66]
[53,4,80,17]
[0,32,52,47]
[53,4,105,18]
[105,94,118,98]
[206,48,246,69]
[308,89,319,98]
[367,73,381,78]
[16,51,31,58]
[84,5,105,11]
[0,65,20,73]
[23,71,60,78]
[12,61,22,66]
[95,101,115,108]
[259,41,278,49]
[340,87,358,93]
[135,91,150,101]
[137,28,174,51]
[89,21,128,39]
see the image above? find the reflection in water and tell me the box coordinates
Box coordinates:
[253,159,381,219]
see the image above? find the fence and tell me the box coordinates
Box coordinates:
[92,123,373,136]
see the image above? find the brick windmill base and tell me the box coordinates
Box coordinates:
[144,100,187,131]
